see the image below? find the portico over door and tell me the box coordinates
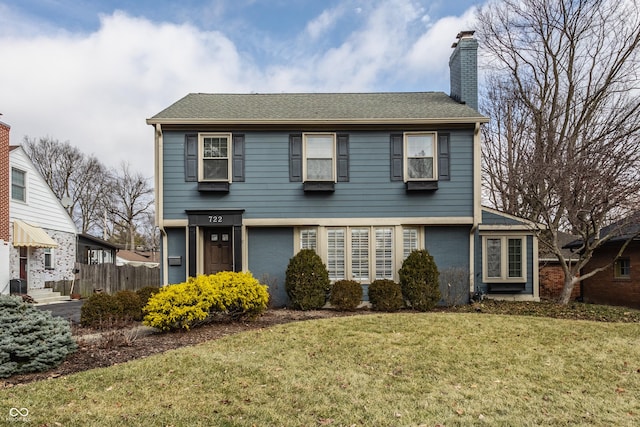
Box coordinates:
[186,209,244,278]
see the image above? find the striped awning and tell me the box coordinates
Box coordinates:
[12,220,58,248]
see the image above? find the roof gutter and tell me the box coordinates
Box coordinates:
[146,117,490,126]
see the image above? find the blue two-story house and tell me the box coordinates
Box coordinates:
[147,31,540,306]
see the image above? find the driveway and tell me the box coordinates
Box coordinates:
[36,300,84,324]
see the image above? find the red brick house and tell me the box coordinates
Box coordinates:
[577,214,640,309]
[538,231,581,301]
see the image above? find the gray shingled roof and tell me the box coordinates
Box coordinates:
[147,92,488,124]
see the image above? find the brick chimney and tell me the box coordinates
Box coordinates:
[449,30,478,111]
[0,119,9,242]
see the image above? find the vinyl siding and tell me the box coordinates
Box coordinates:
[247,227,293,307]
[161,130,474,220]
[165,227,187,285]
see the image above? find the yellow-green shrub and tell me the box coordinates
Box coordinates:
[143,271,269,331]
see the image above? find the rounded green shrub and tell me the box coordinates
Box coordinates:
[368,279,404,312]
[80,293,123,328]
[0,295,77,378]
[398,249,440,311]
[115,290,143,321]
[136,286,160,307]
[285,249,331,310]
[143,271,269,331]
[330,280,362,311]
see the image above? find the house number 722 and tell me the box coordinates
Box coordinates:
[208,215,223,223]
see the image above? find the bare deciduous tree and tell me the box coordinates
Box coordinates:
[109,162,154,251]
[23,136,113,234]
[478,0,640,303]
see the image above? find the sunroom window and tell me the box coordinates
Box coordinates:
[483,236,526,282]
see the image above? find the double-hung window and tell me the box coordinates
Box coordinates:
[44,248,54,270]
[483,235,526,282]
[405,132,436,180]
[199,134,231,182]
[304,134,335,181]
[614,258,631,279]
[11,167,26,202]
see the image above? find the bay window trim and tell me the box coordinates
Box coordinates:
[482,234,527,283]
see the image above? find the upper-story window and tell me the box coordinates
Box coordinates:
[185,133,244,191]
[199,134,231,182]
[390,132,449,190]
[304,134,336,182]
[405,132,436,180]
[11,167,26,202]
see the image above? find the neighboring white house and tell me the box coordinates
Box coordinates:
[8,146,77,294]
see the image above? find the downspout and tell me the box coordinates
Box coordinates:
[469,121,482,298]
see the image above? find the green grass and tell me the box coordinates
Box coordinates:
[2,312,640,426]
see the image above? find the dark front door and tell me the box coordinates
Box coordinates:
[204,228,233,274]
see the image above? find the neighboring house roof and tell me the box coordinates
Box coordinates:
[147,92,489,125]
[78,233,118,250]
[565,211,640,248]
[116,250,159,267]
[539,231,579,262]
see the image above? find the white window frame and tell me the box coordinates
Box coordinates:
[295,226,423,283]
[303,133,336,182]
[44,248,55,270]
[198,133,232,182]
[11,167,27,202]
[404,132,437,181]
[482,235,527,283]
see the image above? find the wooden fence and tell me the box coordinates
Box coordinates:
[48,264,160,297]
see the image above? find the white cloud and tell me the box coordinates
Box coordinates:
[0,2,482,180]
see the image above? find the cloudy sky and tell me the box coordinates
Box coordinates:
[0,0,483,179]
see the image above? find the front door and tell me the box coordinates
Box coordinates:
[204,228,233,274]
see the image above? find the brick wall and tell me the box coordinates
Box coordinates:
[581,242,640,309]
[539,263,581,301]
[0,121,9,242]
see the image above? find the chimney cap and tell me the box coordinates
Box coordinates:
[456,30,475,39]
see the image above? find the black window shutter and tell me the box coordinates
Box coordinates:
[438,133,450,180]
[289,134,302,182]
[232,134,245,182]
[185,134,198,182]
[390,134,403,181]
[337,134,349,182]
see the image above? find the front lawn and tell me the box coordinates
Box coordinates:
[1,312,639,426]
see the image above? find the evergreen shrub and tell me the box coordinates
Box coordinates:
[143,271,269,331]
[399,249,440,311]
[0,295,77,378]
[114,290,143,321]
[285,249,331,310]
[80,293,123,328]
[136,286,160,307]
[368,279,404,312]
[329,280,362,311]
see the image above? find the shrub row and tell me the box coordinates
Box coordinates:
[80,286,160,328]
[143,271,269,331]
[0,295,77,378]
[284,248,441,312]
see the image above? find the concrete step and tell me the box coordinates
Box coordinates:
[29,288,71,305]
